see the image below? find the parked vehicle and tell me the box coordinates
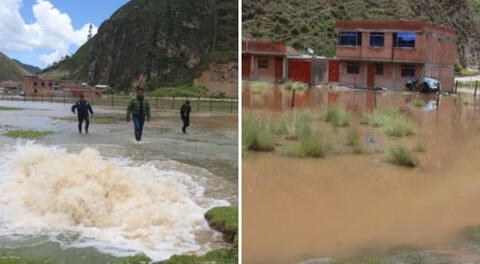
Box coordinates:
[405,77,441,93]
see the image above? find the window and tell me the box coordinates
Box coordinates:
[347,62,360,74]
[401,65,416,77]
[33,82,37,86]
[375,64,383,75]
[370,32,384,47]
[394,32,416,48]
[258,56,269,69]
[339,31,362,46]
[41,82,45,86]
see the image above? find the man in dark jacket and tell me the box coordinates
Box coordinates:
[71,94,93,134]
[126,89,151,141]
[180,100,191,134]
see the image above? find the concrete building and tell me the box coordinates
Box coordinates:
[331,20,457,91]
[21,76,55,96]
[21,76,101,97]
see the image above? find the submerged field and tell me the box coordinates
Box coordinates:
[243,86,480,264]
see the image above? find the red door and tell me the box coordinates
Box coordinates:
[367,64,375,89]
[328,60,340,82]
[242,55,251,79]
[275,57,283,81]
[288,60,311,84]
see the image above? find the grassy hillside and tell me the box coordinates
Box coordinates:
[243,0,480,68]
[0,52,29,81]
[43,0,238,92]
[12,59,41,74]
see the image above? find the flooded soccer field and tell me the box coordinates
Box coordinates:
[243,86,480,264]
[0,100,237,263]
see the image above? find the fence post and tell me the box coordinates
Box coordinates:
[51,95,53,103]
[32,95,35,102]
[197,97,200,112]
[171,96,175,109]
[209,98,212,112]
[23,95,26,102]
[155,96,158,109]
[111,94,114,106]
[455,80,458,94]
[475,81,478,97]
[230,100,233,113]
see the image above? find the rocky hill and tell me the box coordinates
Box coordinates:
[0,52,29,81]
[43,0,238,95]
[243,0,480,68]
[13,59,41,74]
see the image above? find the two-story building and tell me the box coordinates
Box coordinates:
[331,21,456,91]
[242,39,288,82]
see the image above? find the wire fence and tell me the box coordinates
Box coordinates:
[0,94,238,113]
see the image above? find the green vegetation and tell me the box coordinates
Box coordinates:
[205,207,238,246]
[0,52,29,81]
[0,106,22,111]
[147,85,208,97]
[414,141,426,152]
[361,107,414,137]
[275,111,312,139]
[55,116,123,124]
[246,81,274,94]
[281,81,306,92]
[346,129,363,154]
[243,0,479,68]
[471,225,480,242]
[3,130,55,139]
[329,258,386,264]
[0,255,55,264]
[385,145,417,167]
[288,136,329,158]
[115,254,151,264]
[457,68,480,77]
[320,104,351,127]
[243,114,275,151]
[411,100,425,107]
[160,249,237,264]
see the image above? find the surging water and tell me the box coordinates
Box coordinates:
[0,143,228,260]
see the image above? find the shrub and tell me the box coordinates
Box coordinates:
[362,107,414,137]
[288,136,329,158]
[243,114,275,151]
[385,145,417,167]
[346,129,363,154]
[320,104,351,127]
[274,111,313,139]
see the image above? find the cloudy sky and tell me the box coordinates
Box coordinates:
[0,0,130,68]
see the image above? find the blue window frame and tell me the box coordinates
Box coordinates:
[394,32,416,48]
[339,31,362,46]
[369,32,384,47]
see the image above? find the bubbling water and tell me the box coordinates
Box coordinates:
[0,143,228,260]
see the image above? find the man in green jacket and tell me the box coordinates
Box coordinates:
[126,89,151,141]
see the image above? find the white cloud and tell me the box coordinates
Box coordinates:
[0,0,98,65]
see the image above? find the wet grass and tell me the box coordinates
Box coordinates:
[411,100,426,107]
[246,81,274,94]
[3,129,55,139]
[385,145,417,167]
[274,111,312,139]
[0,255,55,264]
[347,129,363,154]
[243,114,275,151]
[55,116,123,124]
[320,104,351,127]
[205,207,238,246]
[115,254,151,264]
[361,107,414,137]
[159,249,237,264]
[0,106,22,111]
[281,81,306,92]
[287,136,329,158]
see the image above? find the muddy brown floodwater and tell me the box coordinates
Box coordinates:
[243,87,480,264]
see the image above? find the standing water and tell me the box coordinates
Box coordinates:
[0,100,237,263]
[243,87,480,264]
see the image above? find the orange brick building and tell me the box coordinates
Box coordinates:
[242,39,288,82]
[331,21,456,91]
[21,76,101,98]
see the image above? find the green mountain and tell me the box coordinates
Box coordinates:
[43,0,237,92]
[0,52,29,81]
[243,0,480,68]
[12,59,42,74]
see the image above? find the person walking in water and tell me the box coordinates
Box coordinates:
[71,94,93,134]
[180,100,191,134]
[126,88,151,141]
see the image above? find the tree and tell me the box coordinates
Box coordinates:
[88,24,93,40]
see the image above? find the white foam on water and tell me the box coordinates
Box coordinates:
[0,142,229,260]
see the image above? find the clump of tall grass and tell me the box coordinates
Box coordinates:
[274,111,313,139]
[243,114,275,151]
[319,104,351,127]
[281,81,306,92]
[346,129,363,154]
[361,106,414,137]
[287,136,329,158]
[247,81,273,94]
[411,100,425,107]
[385,145,417,167]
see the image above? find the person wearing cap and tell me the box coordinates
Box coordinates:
[180,100,191,134]
[71,94,94,134]
[126,88,151,141]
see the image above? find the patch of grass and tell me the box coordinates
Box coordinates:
[0,254,56,264]
[288,136,329,158]
[281,81,306,92]
[346,129,363,154]
[247,81,273,94]
[147,85,208,97]
[205,207,238,246]
[411,100,425,107]
[385,145,417,167]
[159,249,237,264]
[329,259,386,264]
[55,116,123,124]
[3,130,55,139]
[0,106,22,111]
[320,104,351,127]
[470,226,480,242]
[274,111,313,139]
[243,114,275,151]
[361,107,414,137]
[115,254,151,264]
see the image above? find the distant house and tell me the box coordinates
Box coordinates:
[332,20,457,91]
[94,84,111,90]
[21,76,101,97]
[21,76,55,96]
[242,39,288,82]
